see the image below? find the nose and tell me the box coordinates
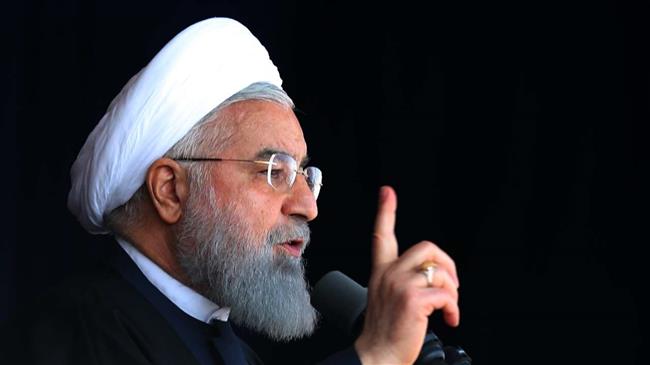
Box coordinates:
[281,174,318,221]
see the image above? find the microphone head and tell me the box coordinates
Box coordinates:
[312,271,368,337]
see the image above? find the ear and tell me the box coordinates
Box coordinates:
[145,158,189,225]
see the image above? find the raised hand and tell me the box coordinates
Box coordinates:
[354,186,460,365]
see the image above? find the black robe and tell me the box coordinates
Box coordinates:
[0,243,360,365]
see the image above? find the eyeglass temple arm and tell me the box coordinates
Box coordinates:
[174,157,224,162]
[174,157,274,165]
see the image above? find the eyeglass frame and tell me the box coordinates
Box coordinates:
[172,152,323,199]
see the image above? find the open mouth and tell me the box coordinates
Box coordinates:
[277,239,304,257]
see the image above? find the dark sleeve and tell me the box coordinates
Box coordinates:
[315,346,362,365]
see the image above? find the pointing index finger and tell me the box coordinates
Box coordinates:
[372,186,399,270]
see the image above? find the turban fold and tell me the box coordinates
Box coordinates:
[68,17,283,234]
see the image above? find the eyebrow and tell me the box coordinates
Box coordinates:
[254,148,310,167]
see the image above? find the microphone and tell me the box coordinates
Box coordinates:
[311,271,367,338]
[312,271,471,365]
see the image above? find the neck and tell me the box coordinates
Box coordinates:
[122,224,192,287]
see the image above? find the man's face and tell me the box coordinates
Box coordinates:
[206,99,318,247]
[175,99,320,340]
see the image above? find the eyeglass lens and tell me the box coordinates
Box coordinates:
[267,154,322,199]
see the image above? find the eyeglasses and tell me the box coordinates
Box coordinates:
[174,153,323,200]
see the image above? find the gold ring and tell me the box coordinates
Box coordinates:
[419,260,437,288]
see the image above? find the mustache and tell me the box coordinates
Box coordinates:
[266,220,311,250]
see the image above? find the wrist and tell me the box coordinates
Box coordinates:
[354,336,375,365]
[354,336,408,365]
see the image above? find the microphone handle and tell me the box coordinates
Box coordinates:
[413,333,473,365]
[413,331,447,365]
[443,346,472,365]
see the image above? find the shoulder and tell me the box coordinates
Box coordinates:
[1,265,192,365]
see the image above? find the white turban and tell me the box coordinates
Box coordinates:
[68,17,283,234]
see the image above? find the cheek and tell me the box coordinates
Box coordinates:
[242,193,283,233]
[211,169,284,233]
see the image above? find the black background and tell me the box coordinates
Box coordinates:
[2,0,647,364]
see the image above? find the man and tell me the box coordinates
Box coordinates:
[2,18,460,364]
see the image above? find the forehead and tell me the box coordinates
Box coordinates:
[217,99,307,160]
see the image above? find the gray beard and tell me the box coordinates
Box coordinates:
[175,188,318,341]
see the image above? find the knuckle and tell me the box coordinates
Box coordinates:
[420,240,437,248]
[442,278,458,297]
[373,232,394,243]
[416,240,438,252]
[443,293,457,306]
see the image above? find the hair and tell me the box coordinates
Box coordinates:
[105,82,294,237]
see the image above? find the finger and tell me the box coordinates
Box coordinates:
[372,185,399,271]
[426,267,459,301]
[419,289,461,327]
[399,268,459,301]
[395,241,459,287]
